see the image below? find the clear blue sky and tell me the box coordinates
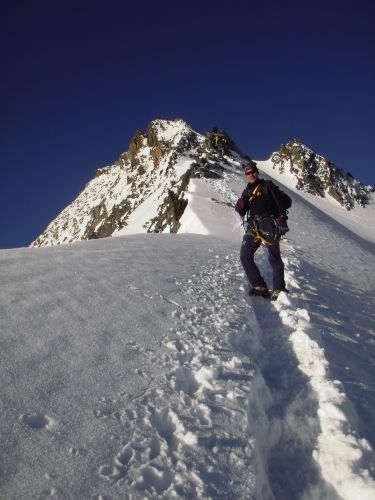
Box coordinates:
[1,0,374,248]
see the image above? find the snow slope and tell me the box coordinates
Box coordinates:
[258,159,375,244]
[1,163,375,499]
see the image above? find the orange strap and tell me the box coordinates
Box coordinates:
[249,183,261,203]
[252,220,273,246]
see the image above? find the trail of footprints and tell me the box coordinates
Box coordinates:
[97,251,258,497]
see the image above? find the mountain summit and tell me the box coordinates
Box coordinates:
[31,120,373,247]
[31,119,249,247]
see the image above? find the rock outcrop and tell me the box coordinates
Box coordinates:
[31,119,246,247]
[31,123,373,248]
[270,139,374,209]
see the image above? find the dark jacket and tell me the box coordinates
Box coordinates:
[235,179,286,218]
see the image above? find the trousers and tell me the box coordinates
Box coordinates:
[240,234,285,291]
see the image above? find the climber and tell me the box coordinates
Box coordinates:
[235,162,291,301]
[207,127,220,150]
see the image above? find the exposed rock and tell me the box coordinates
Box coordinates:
[31,118,247,247]
[271,139,374,209]
[84,199,132,240]
[31,119,372,248]
[145,167,193,233]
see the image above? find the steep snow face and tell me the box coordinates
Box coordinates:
[31,119,248,247]
[270,139,374,210]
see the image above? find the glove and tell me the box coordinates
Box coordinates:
[235,197,249,217]
[275,214,289,234]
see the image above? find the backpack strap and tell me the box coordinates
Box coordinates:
[264,180,283,216]
[248,183,261,203]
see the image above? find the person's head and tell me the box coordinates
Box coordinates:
[243,163,259,183]
[212,127,218,133]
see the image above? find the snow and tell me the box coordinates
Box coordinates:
[152,118,194,144]
[258,159,375,244]
[116,156,194,237]
[31,120,205,247]
[1,161,375,498]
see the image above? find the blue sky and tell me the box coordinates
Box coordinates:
[1,0,374,248]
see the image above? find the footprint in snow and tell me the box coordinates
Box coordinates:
[20,413,53,430]
[115,446,133,467]
[38,487,57,498]
[98,464,124,482]
[169,367,199,396]
[148,436,162,460]
[137,465,174,495]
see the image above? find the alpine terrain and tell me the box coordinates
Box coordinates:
[1,118,375,499]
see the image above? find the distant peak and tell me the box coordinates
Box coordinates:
[271,140,373,209]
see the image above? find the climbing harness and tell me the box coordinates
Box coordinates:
[251,217,279,246]
[241,182,284,245]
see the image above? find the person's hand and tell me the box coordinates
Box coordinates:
[275,214,289,234]
[235,197,248,217]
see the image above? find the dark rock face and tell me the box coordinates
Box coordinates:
[83,199,132,240]
[271,139,374,210]
[145,167,193,234]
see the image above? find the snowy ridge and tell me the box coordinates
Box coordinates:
[32,118,374,249]
[31,118,249,247]
[273,249,375,499]
[31,119,205,247]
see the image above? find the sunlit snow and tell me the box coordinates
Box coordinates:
[1,147,375,499]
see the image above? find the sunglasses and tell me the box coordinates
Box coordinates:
[245,170,257,176]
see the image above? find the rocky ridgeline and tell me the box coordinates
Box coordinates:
[31,119,248,247]
[271,139,374,209]
[31,123,373,248]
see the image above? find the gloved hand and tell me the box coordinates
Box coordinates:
[275,214,289,234]
[235,197,249,217]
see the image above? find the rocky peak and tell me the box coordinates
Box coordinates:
[271,139,374,209]
[31,118,247,247]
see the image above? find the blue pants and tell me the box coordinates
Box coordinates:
[240,234,285,291]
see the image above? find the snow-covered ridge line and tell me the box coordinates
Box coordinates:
[30,118,252,248]
[31,117,374,248]
[273,247,375,499]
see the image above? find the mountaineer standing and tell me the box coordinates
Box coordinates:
[235,162,291,301]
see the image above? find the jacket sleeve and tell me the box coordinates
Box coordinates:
[235,189,250,217]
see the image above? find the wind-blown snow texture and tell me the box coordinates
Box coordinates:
[2,122,375,499]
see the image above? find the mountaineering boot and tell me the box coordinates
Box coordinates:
[249,285,271,299]
[271,288,289,302]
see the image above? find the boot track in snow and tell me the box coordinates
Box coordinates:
[95,242,375,498]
